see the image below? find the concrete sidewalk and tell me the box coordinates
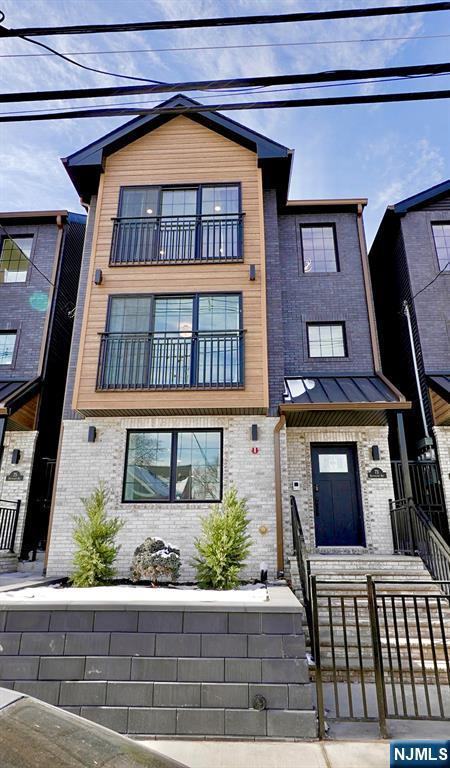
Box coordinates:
[144,739,390,768]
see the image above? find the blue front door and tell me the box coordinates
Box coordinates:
[311,444,365,547]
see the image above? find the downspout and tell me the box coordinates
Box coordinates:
[274,413,286,576]
[402,300,430,440]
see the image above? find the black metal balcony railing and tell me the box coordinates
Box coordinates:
[110,213,244,265]
[0,499,21,552]
[97,331,244,390]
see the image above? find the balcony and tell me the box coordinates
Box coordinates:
[96,331,244,390]
[110,213,244,266]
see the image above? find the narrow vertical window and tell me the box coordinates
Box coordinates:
[0,331,17,365]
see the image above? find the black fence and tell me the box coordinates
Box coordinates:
[110,214,244,265]
[291,495,312,634]
[311,576,450,738]
[97,330,244,390]
[0,499,21,552]
[391,460,449,540]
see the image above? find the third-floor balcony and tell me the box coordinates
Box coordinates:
[110,213,244,266]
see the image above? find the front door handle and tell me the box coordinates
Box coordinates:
[314,489,320,517]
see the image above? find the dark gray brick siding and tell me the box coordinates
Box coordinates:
[263,190,376,410]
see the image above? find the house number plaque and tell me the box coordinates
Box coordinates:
[368,467,387,479]
[6,470,24,481]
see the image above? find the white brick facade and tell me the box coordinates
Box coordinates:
[46,416,279,580]
[434,426,450,527]
[0,430,38,556]
[283,426,395,560]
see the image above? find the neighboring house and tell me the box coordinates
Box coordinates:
[369,180,450,529]
[0,211,86,570]
[45,95,408,580]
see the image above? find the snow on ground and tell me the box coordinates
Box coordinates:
[0,584,269,603]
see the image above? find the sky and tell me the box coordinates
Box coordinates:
[0,0,449,245]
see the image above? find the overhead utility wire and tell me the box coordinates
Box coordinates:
[1,33,449,58]
[2,90,449,122]
[0,2,448,37]
[2,62,449,104]
[9,74,444,116]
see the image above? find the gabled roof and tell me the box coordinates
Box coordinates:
[393,179,450,214]
[62,94,292,201]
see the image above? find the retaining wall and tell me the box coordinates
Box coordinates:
[0,586,316,739]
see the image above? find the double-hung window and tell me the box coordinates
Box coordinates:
[307,323,347,358]
[0,331,17,365]
[0,236,32,283]
[431,223,450,272]
[112,185,242,264]
[300,225,338,273]
[123,429,222,502]
[100,293,243,389]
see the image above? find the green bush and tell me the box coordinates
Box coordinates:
[71,484,124,587]
[193,487,251,590]
[131,537,181,584]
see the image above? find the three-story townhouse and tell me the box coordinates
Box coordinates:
[45,96,293,579]
[369,180,450,534]
[0,211,85,570]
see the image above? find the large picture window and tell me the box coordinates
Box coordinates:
[0,236,32,283]
[123,429,222,503]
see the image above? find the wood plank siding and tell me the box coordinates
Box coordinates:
[72,116,268,414]
[430,387,450,426]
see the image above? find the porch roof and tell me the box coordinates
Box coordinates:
[281,374,410,427]
[0,378,40,415]
[428,375,450,401]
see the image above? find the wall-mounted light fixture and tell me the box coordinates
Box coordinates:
[371,445,380,461]
[11,449,21,465]
[87,426,97,443]
[249,264,256,281]
[94,268,103,285]
[251,424,258,441]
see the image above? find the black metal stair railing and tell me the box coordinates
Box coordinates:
[290,495,312,634]
[97,330,244,390]
[390,497,450,590]
[110,213,244,265]
[0,499,21,552]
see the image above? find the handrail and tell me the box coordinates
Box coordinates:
[0,498,21,552]
[290,495,312,634]
[390,497,450,592]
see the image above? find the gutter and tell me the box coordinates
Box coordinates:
[274,414,286,575]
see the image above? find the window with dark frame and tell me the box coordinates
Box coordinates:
[300,225,338,273]
[123,429,222,503]
[0,331,17,365]
[307,323,347,358]
[100,293,243,389]
[432,223,450,272]
[0,236,32,284]
[112,184,242,264]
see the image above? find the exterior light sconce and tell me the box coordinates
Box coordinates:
[371,445,380,461]
[94,268,103,285]
[11,449,21,465]
[87,426,97,443]
[249,264,256,281]
[251,424,258,441]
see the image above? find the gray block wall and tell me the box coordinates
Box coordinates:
[0,601,316,739]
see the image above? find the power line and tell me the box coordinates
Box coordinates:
[3,62,450,103]
[2,89,449,122]
[411,262,450,300]
[0,2,448,37]
[5,29,167,85]
[6,74,446,116]
[1,33,449,59]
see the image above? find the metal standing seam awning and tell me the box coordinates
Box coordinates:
[0,378,41,417]
[280,374,410,427]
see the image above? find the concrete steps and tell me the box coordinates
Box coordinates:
[0,553,18,574]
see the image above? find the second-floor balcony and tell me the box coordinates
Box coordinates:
[96,330,244,390]
[110,213,244,266]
